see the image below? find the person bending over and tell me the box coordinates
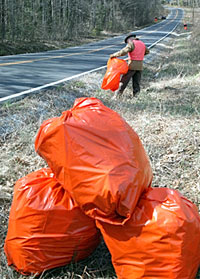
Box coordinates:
[110,34,150,98]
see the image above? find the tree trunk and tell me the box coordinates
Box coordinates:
[1,0,6,41]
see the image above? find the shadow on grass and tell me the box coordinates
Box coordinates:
[41,241,115,279]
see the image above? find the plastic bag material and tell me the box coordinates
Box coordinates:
[96,187,200,279]
[4,168,101,275]
[101,58,128,91]
[35,97,153,225]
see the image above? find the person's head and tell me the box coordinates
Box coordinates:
[124,34,136,43]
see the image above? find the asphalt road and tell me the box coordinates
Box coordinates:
[0,7,183,102]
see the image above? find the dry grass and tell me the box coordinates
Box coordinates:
[0,8,200,279]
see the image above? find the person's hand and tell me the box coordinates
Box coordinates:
[110,54,116,59]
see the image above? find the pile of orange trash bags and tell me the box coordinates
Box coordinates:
[4,97,200,278]
[101,58,128,91]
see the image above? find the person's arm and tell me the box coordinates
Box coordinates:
[145,46,150,55]
[110,42,134,58]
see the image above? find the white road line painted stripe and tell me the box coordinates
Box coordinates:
[149,12,183,49]
[0,65,107,103]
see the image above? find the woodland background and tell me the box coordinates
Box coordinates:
[0,0,200,55]
[0,0,163,43]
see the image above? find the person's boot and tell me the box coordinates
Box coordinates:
[112,89,123,100]
[133,90,140,98]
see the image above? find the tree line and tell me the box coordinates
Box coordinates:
[169,0,200,6]
[0,0,163,43]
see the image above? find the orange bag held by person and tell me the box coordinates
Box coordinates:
[96,187,200,279]
[4,168,101,275]
[101,58,128,91]
[35,97,153,225]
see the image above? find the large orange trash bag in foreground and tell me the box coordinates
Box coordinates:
[4,168,101,275]
[96,187,200,279]
[35,97,153,225]
[101,58,128,91]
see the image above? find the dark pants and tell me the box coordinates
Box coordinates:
[118,70,142,96]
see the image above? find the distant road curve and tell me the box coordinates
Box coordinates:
[0,7,183,103]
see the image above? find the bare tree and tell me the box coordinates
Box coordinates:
[0,0,164,45]
[0,0,6,41]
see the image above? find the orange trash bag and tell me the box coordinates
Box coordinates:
[96,187,200,279]
[101,58,128,91]
[35,97,153,225]
[4,168,101,275]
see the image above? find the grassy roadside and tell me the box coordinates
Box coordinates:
[0,33,119,56]
[0,22,154,56]
[0,8,200,279]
